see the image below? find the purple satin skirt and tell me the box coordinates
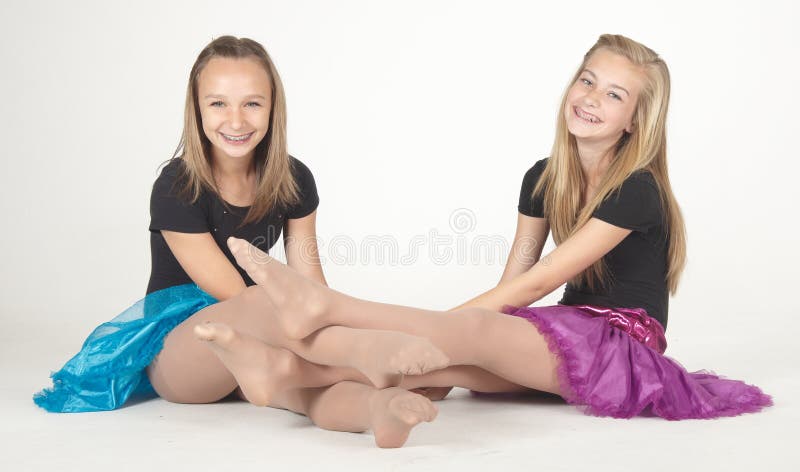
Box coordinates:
[501,304,772,420]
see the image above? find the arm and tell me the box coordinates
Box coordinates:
[452,217,632,312]
[161,230,247,301]
[498,212,550,284]
[284,209,328,286]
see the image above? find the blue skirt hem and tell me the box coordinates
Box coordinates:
[33,284,217,413]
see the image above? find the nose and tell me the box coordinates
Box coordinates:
[582,88,602,108]
[228,107,244,130]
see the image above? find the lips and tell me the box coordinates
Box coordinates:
[573,106,602,124]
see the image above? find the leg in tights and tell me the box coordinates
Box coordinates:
[178,321,520,448]
[146,314,369,405]
[146,287,452,403]
[273,383,438,448]
[228,237,561,396]
[226,287,517,397]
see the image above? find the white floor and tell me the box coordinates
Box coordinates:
[4,318,797,472]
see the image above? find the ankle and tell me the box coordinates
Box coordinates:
[366,388,383,420]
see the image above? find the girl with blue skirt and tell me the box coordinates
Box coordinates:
[34,34,328,412]
[35,36,449,448]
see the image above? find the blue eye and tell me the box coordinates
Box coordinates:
[581,78,592,86]
[609,92,622,101]
[210,101,224,107]
[246,102,262,107]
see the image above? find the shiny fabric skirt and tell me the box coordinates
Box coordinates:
[501,304,773,420]
[34,284,217,413]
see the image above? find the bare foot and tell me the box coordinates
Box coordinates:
[194,321,299,407]
[369,388,438,448]
[228,237,330,339]
[354,331,450,389]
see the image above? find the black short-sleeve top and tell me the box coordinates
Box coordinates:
[518,157,670,328]
[146,156,319,295]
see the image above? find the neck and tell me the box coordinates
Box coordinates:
[576,138,615,187]
[211,150,255,181]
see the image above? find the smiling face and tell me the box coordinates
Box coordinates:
[196,56,273,164]
[564,48,645,147]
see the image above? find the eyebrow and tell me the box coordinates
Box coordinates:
[581,69,630,97]
[203,94,267,100]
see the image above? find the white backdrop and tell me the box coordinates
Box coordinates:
[1,1,799,469]
[1,0,799,353]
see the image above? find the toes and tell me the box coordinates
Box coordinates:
[193,322,214,340]
[228,237,265,270]
[227,237,245,258]
[194,322,237,346]
[424,400,438,421]
[409,396,437,422]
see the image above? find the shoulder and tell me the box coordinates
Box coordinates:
[518,157,549,218]
[159,158,185,178]
[289,155,314,181]
[149,159,210,232]
[523,157,549,181]
[593,169,662,232]
[285,155,320,219]
[288,155,317,195]
[520,157,549,194]
[615,169,661,201]
[629,169,658,186]
[153,158,187,191]
[520,157,549,191]
[151,158,207,204]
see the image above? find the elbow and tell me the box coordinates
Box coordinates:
[201,280,248,302]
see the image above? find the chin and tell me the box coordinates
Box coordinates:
[566,122,593,139]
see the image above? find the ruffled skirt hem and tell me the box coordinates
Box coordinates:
[503,305,772,420]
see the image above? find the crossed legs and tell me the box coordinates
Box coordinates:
[144,237,559,447]
[227,237,562,396]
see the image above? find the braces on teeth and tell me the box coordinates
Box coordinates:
[223,133,251,141]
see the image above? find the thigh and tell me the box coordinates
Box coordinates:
[147,286,284,403]
[146,299,241,404]
[449,308,562,395]
[477,311,562,395]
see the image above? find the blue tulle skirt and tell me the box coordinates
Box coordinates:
[33,284,217,413]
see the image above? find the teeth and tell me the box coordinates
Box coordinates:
[222,133,252,141]
[575,107,600,123]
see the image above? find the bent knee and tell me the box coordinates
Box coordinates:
[238,285,265,303]
[449,307,495,336]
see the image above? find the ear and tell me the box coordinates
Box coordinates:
[625,121,635,134]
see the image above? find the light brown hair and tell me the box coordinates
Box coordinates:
[532,34,687,295]
[169,35,299,225]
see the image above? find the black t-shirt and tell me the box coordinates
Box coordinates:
[518,157,670,328]
[146,156,319,295]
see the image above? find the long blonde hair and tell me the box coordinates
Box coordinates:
[532,34,687,295]
[169,35,299,226]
